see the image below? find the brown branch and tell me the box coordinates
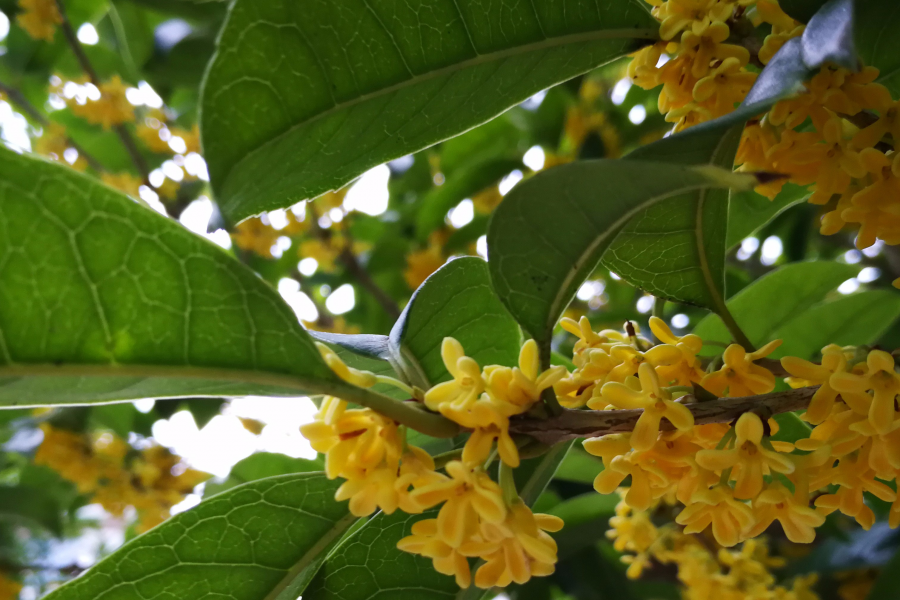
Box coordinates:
[509,386,817,445]
[338,246,401,320]
[307,203,402,320]
[55,0,150,181]
[0,79,105,172]
[294,269,335,329]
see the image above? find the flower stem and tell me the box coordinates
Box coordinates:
[498,462,519,506]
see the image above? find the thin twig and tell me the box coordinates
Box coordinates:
[55,0,150,181]
[509,386,818,445]
[307,203,402,320]
[0,79,105,171]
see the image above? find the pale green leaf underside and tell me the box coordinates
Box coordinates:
[200,0,657,221]
[45,473,356,600]
[0,148,398,408]
[389,256,521,387]
[487,160,754,355]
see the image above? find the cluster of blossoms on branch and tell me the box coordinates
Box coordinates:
[301,312,900,594]
[631,0,900,285]
[34,424,208,532]
[301,340,568,589]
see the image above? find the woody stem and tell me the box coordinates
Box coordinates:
[508,386,817,446]
[55,0,150,182]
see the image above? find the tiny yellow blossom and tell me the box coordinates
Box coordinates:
[600,362,695,451]
[17,0,62,41]
[701,340,782,397]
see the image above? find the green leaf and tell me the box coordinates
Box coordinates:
[415,157,522,241]
[867,545,900,600]
[200,0,658,221]
[549,492,618,528]
[303,508,459,600]
[205,452,323,496]
[45,473,357,600]
[487,160,759,360]
[602,121,743,309]
[856,1,900,96]
[771,412,812,444]
[726,184,809,249]
[692,262,858,350]
[553,448,603,485]
[0,484,62,535]
[772,290,900,360]
[312,257,521,390]
[389,256,522,388]
[0,149,452,436]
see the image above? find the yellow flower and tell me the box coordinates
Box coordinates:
[0,571,22,600]
[397,519,473,588]
[748,482,825,543]
[315,342,377,388]
[232,217,281,257]
[16,0,61,41]
[676,485,754,547]
[424,338,485,415]
[404,243,444,289]
[802,117,867,205]
[814,447,895,529]
[599,362,695,451]
[335,446,440,516]
[465,502,563,588]
[303,316,361,335]
[101,172,143,198]
[830,349,900,435]
[701,340,782,397]
[72,76,135,129]
[692,57,757,118]
[460,397,521,466]
[409,460,507,548]
[696,412,795,499]
[842,150,900,249]
[648,316,705,386]
[648,0,735,41]
[472,186,503,213]
[483,339,567,410]
[781,345,864,424]
[299,238,342,271]
[852,98,900,150]
[137,123,174,154]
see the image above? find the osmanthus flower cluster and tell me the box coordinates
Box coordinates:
[35,424,208,532]
[301,340,567,589]
[628,0,900,285]
[302,311,900,593]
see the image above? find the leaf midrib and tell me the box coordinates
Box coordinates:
[219,26,658,190]
[544,180,735,349]
[264,511,358,600]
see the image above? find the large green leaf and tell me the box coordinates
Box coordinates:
[0,149,453,436]
[487,160,759,361]
[199,0,658,221]
[867,545,900,600]
[45,473,357,600]
[691,261,858,350]
[772,290,900,360]
[415,157,522,241]
[0,484,62,535]
[204,452,323,496]
[314,257,521,390]
[856,1,900,96]
[726,184,809,249]
[602,120,743,310]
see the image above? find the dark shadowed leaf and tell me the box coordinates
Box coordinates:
[200,0,658,221]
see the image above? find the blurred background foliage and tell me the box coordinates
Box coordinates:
[1,1,899,599]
